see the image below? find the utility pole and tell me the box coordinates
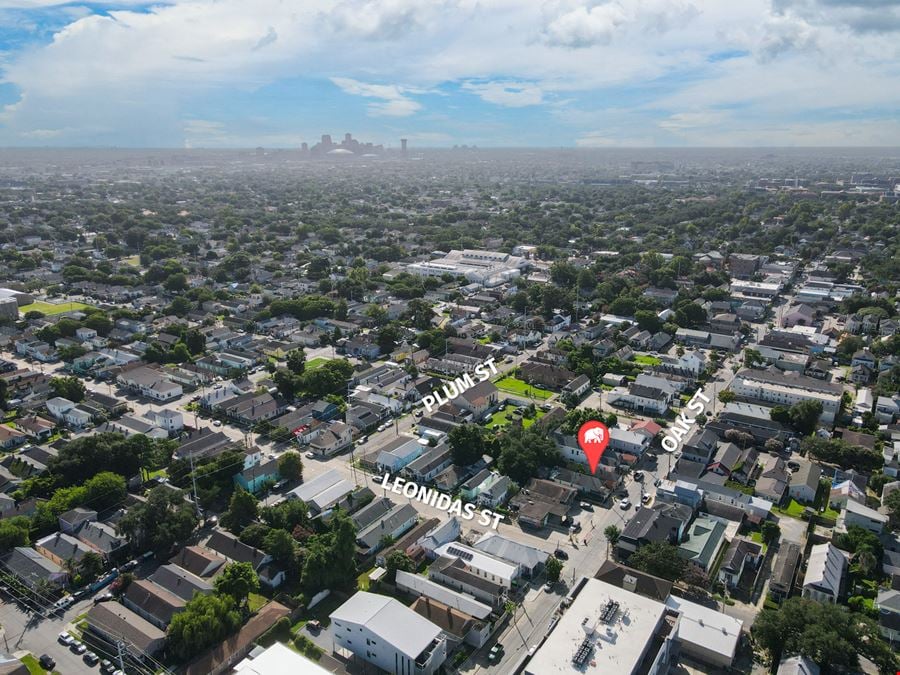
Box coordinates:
[116,641,127,672]
[189,446,200,517]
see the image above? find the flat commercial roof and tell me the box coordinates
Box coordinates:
[665,595,742,663]
[524,579,666,675]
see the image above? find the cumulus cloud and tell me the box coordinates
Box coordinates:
[771,0,900,33]
[755,12,820,61]
[543,0,699,49]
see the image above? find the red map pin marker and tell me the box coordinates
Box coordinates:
[578,420,610,475]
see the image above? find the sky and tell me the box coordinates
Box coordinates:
[0,0,899,148]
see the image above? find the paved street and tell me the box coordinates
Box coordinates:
[0,592,99,674]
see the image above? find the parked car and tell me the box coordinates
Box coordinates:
[53,595,74,612]
[653,478,662,487]
[71,640,87,654]
[305,451,315,459]
[93,592,114,604]
[633,471,644,481]
[39,655,56,670]
[488,645,504,663]
[84,651,100,666]
[307,620,322,632]
[120,559,139,572]
[553,549,569,560]
[619,498,632,510]
[579,501,593,510]
[58,632,74,646]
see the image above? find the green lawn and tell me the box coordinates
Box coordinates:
[290,592,346,632]
[494,376,553,400]
[248,592,268,613]
[484,405,546,429]
[19,654,58,675]
[305,357,330,371]
[633,354,662,366]
[120,254,141,267]
[22,300,91,316]
[774,499,807,519]
[748,530,768,554]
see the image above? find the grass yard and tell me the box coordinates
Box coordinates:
[748,530,768,553]
[20,654,59,675]
[494,376,553,400]
[305,357,330,371]
[633,354,662,366]
[22,300,91,316]
[120,254,141,267]
[290,591,346,632]
[357,568,373,591]
[248,592,268,613]
[774,499,806,519]
[484,404,546,429]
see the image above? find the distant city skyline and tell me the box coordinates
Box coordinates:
[0,0,899,148]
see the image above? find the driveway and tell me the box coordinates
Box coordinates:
[777,516,807,544]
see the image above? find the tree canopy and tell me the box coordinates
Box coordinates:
[751,598,896,674]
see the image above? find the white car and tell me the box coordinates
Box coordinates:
[212,420,222,427]
[58,632,74,646]
[305,451,315,459]
[618,498,632,510]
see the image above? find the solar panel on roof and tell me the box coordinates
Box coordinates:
[447,545,473,562]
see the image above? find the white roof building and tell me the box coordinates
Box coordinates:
[330,591,446,675]
[234,642,331,674]
[472,532,549,576]
[665,595,743,668]
[802,543,847,603]
[838,499,888,534]
[287,469,354,513]
[407,249,528,288]
[434,542,518,587]
[394,570,492,619]
[524,579,671,675]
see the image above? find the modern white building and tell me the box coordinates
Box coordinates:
[665,595,743,668]
[524,578,674,675]
[407,249,528,288]
[330,591,447,675]
[802,543,847,604]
